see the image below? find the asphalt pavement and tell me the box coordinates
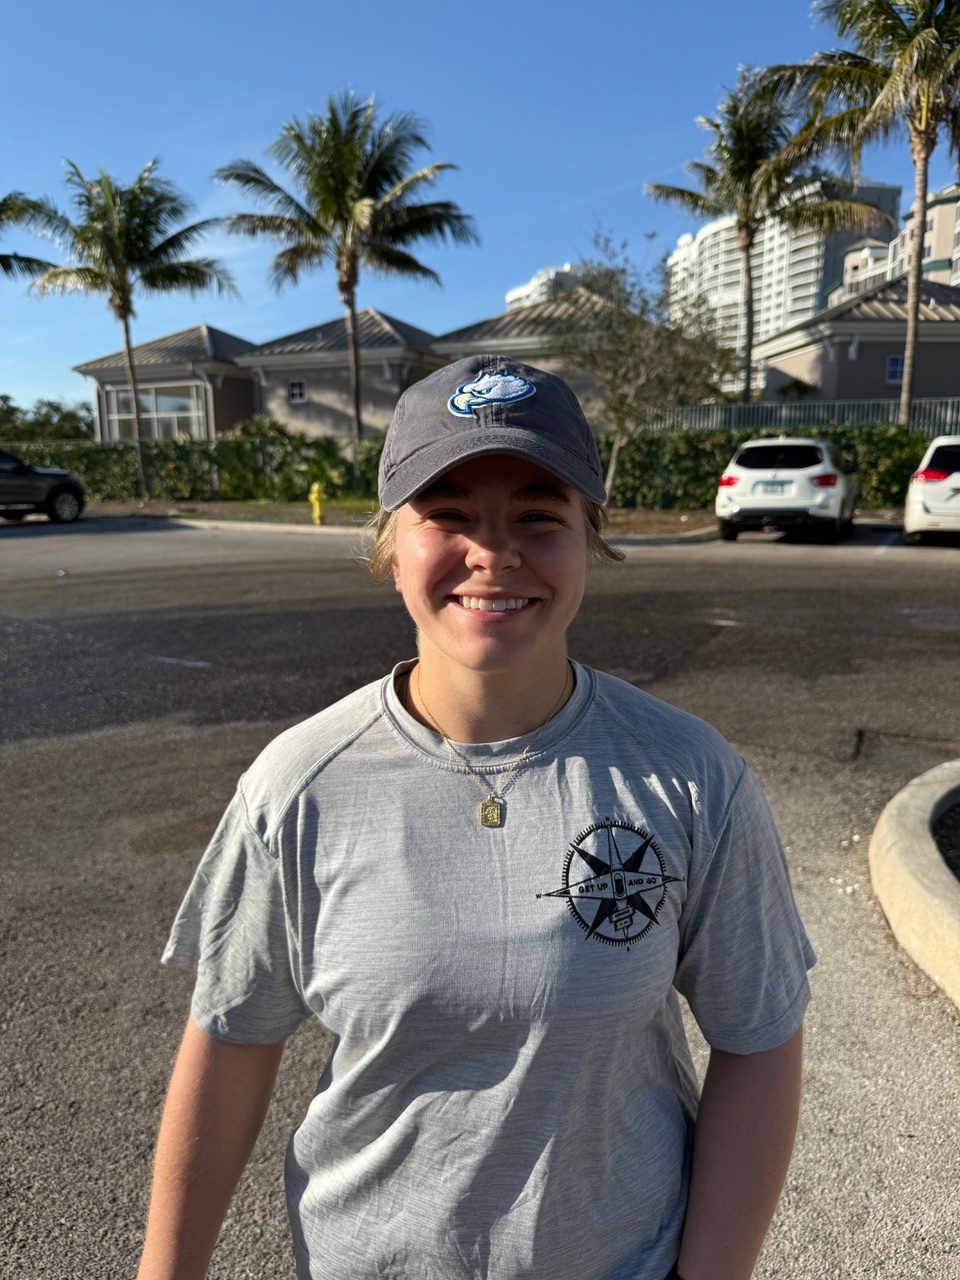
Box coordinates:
[1,518,959,1279]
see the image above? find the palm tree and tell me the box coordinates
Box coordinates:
[215,92,479,486]
[0,193,55,279]
[25,160,235,494]
[763,0,960,424]
[647,68,894,402]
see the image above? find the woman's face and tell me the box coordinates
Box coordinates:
[391,454,589,681]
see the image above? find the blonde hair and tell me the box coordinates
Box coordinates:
[366,497,624,580]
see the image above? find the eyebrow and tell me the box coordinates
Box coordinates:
[417,480,572,504]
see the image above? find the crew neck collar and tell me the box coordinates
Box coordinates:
[382,658,592,769]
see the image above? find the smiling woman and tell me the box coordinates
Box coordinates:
[141,356,816,1280]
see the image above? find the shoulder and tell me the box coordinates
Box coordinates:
[585,665,744,787]
[239,676,389,845]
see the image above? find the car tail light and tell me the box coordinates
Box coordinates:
[718,473,739,487]
[811,472,838,487]
[911,467,950,483]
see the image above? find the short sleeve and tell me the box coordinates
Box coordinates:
[161,783,312,1043]
[673,764,816,1054]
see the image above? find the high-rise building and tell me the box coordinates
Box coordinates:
[665,179,901,388]
[828,182,960,305]
[505,263,585,310]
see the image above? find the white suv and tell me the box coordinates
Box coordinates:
[903,435,960,543]
[715,436,857,542]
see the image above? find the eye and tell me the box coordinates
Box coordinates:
[424,508,469,524]
[519,510,564,523]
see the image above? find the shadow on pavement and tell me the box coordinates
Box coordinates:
[733,520,960,550]
[0,514,192,540]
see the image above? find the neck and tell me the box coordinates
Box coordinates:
[406,655,572,744]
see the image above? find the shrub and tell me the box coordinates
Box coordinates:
[0,421,926,507]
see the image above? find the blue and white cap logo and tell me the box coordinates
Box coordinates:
[448,370,537,417]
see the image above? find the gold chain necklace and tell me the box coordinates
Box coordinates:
[412,663,571,829]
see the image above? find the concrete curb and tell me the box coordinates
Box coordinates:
[869,760,960,1011]
[173,518,364,537]
[173,517,720,546]
[609,525,718,547]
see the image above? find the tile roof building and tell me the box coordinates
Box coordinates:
[74,325,258,442]
[757,278,960,401]
[233,310,441,438]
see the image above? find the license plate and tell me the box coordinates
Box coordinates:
[760,480,787,493]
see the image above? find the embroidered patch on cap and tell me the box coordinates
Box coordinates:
[448,370,537,417]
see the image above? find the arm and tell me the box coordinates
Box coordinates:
[677,1025,804,1280]
[136,1015,286,1280]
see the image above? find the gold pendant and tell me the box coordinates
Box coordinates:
[479,797,504,828]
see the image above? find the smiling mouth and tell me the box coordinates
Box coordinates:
[455,596,532,612]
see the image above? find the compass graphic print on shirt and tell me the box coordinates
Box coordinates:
[538,820,682,950]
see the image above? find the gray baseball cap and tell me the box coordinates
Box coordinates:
[377,354,607,510]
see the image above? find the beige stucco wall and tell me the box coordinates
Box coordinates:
[762,345,828,399]
[835,339,960,398]
[764,334,960,400]
[257,356,444,438]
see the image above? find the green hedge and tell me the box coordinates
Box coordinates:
[0,435,368,502]
[600,422,923,509]
[0,421,926,508]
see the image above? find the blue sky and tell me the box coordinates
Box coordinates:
[4,0,958,408]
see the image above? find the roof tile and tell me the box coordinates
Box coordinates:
[74,324,256,373]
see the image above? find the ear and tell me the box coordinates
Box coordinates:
[392,560,402,593]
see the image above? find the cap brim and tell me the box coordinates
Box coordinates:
[379,427,607,509]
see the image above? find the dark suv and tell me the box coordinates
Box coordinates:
[0,450,86,523]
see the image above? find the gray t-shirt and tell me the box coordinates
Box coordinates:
[163,661,814,1280]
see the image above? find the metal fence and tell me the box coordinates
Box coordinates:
[647,398,960,439]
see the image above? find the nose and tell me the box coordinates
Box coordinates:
[463,519,522,575]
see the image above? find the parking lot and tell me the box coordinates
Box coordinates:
[2,519,959,1278]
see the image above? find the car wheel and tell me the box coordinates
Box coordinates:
[820,519,842,544]
[903,530,927,546]
[47,487,83,523]
[1,512,26,522]
[718,521,738,542]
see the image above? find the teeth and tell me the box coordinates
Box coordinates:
[458,597,529,611]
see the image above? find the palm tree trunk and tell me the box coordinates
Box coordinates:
[738,228,756,405]
[344,297,364,492]
[122,314,148,499]
[899,136,931,427]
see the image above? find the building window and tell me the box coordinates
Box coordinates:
[288,381,306,404]
[104,383,205,440]
[886,354,904,385]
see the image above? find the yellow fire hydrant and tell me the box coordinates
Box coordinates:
[308,481,325,526]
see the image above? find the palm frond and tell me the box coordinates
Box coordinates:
[268,242,325,290]
[0,252,58,280]
[25,161,234,322]
[31,265,109,296]
[775,195,895,234]
[222,211,322,244]
[374,162,453,211]
[215,160,316,224]
[360,243,440,282]
[137,259,237,296]
[147,218,226,265]
[683,161,720,190]
[3,194,74,248]
[815,0,912,56]
[646,182,726,220]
